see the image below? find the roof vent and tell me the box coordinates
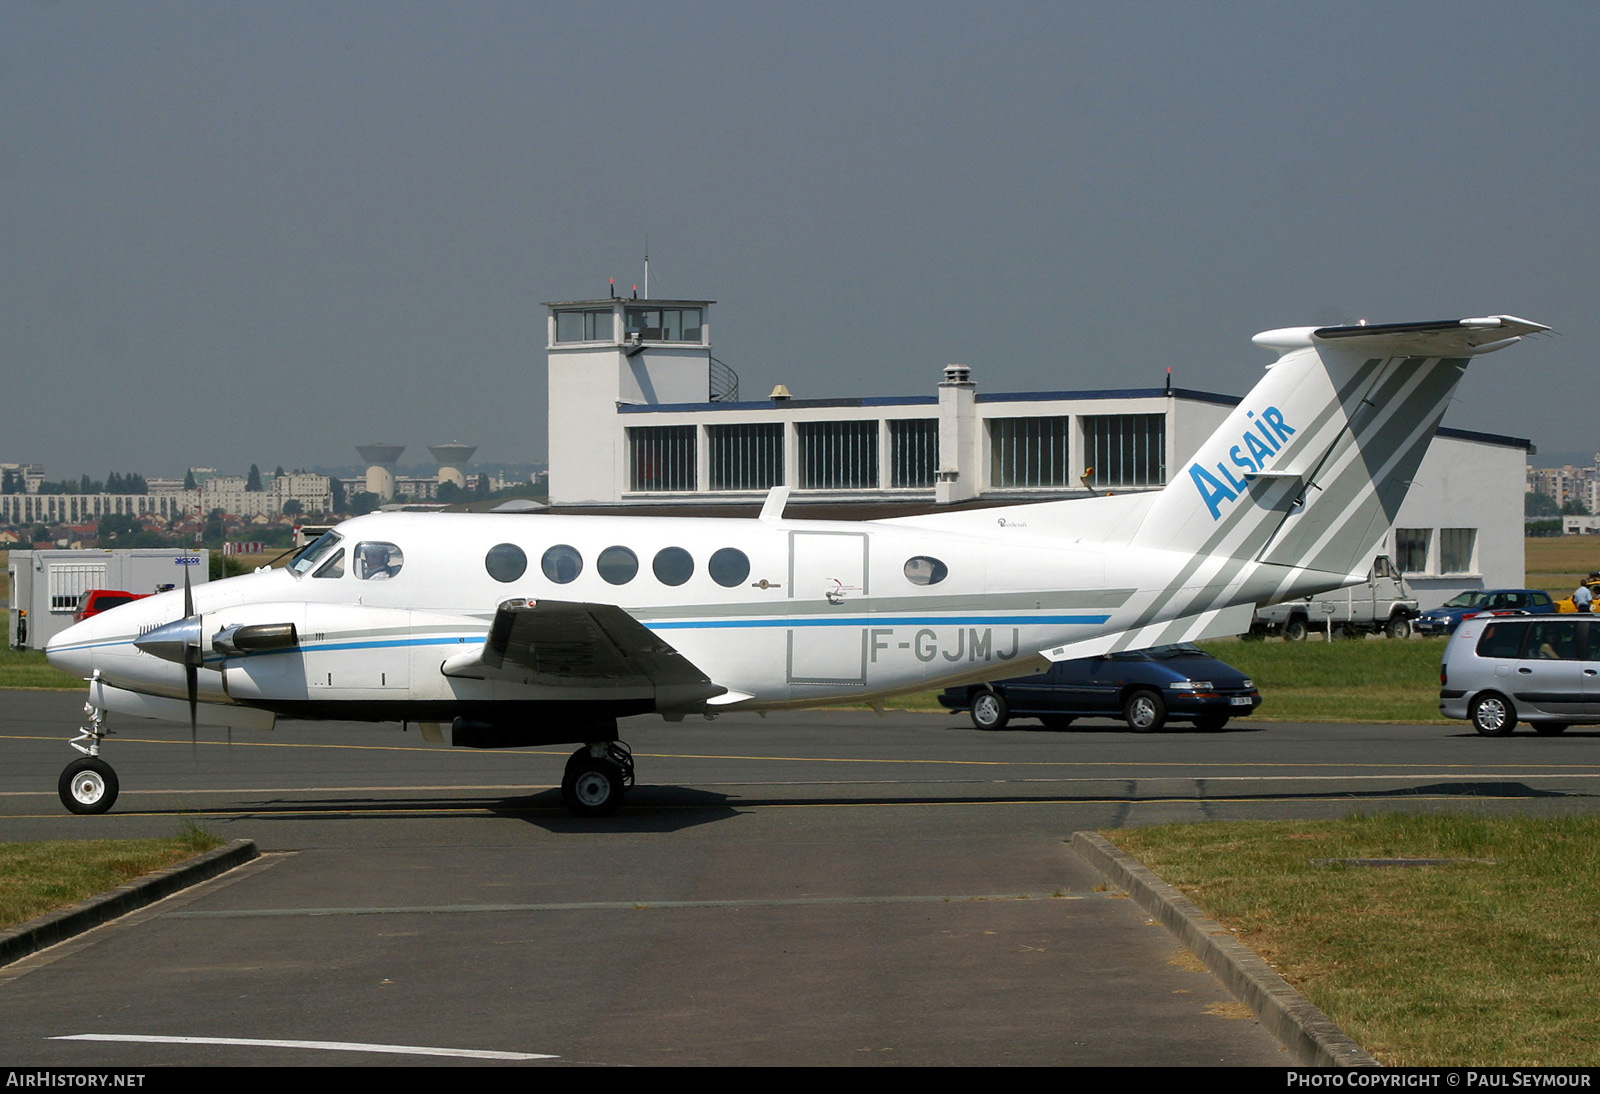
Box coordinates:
[768,384,792,401]
[942,364,972,384]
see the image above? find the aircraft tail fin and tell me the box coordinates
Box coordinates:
[1130,316,1546,579]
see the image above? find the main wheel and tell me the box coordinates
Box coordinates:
[1470,693,1516,737]
[1124,689,1167,732]
[1385,616,1412,640]
[1039,715,1075,730]
[561,754,625,817]
[59,757,118,815]
[1283,618,1308,642]
[1534,723,1569,736]
[970,690,1010,730]
[1194,714,1230,732]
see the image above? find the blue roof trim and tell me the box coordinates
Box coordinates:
[976,386,1240,407]
[620,395,938,413]
[1436,425,1533,450]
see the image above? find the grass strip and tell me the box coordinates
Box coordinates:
[0,648,85,689]
[1108,815,1600,1067]
[0,822,223,931]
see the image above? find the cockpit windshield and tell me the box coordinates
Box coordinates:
[289,531,344,577]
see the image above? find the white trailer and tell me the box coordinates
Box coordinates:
[8,549,210,651]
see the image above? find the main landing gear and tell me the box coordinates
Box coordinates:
[60,699,119,815]
[561,741,634,817]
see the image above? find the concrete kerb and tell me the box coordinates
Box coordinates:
[1070,830,1379,1068]
[0,838,259,968]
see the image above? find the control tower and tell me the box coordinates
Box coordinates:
[544,293,730,505]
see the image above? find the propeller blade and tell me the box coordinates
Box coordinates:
[183,562,196,748]
[185,663,198,749]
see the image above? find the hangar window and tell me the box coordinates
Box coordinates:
[355,542,404,581]
[1395,528,1431,574]
[798,421,878,489]
[1082,414,1166,488]
[541,544,583,584]
[629,426,696,492]
[903,556,948,586]
[653,547,694,586]
[990,417,1072,488]
[598,546,639,585]
[485,543,527,583]
[1440,528,1477,575]
[708,547,750,588]
[709,423,784,491]
[890,419,938,488]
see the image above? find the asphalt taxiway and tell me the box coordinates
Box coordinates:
[4,692,1599,1065]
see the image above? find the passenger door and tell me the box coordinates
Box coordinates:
[1512,619,1587,718]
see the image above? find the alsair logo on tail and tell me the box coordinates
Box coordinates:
[1188,406,1296,520]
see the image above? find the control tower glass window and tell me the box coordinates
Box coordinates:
[556,309,614,342]
[625,307,702,343]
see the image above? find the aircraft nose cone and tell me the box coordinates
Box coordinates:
[132,616,203,666]
[44,621,94,679]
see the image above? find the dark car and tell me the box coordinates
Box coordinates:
[938,643,1261,732]
[1413,589,1557,636]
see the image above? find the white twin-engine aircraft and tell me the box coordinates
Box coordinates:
[46,316,1546,816]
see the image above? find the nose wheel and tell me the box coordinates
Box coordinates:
[60,692,119,815]
[561,742,633,817]
[60,757,119,815]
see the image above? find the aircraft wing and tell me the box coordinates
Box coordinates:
[441,599,726,709]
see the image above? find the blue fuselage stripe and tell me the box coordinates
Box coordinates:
[645,614,1110,630]
[60,614,1113,664]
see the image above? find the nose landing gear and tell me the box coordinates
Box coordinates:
[60,697,119,815]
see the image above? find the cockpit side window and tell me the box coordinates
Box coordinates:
[355,542,404,581]
[313,548,346,579]
[290,531,343,577]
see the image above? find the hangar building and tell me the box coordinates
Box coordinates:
[544,294,1529,609]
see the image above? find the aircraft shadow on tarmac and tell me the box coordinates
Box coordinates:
[107,777,1591,831]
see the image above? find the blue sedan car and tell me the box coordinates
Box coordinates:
[1413,589,1558,636]
[938,643,1261,732]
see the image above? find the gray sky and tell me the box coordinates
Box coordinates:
[5,1,1596,478]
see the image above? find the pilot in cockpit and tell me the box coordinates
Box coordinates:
[357,542,403,580]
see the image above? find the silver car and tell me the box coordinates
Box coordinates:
[1440,615,1598,736]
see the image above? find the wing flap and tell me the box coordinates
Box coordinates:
[442,599,726,709]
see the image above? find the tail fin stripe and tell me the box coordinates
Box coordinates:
[1117,353,1460,640]
[1261,357,1465,575]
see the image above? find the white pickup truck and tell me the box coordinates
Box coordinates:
[1250,556,1419,640]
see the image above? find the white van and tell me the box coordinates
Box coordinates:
[1440,616,1600,736]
